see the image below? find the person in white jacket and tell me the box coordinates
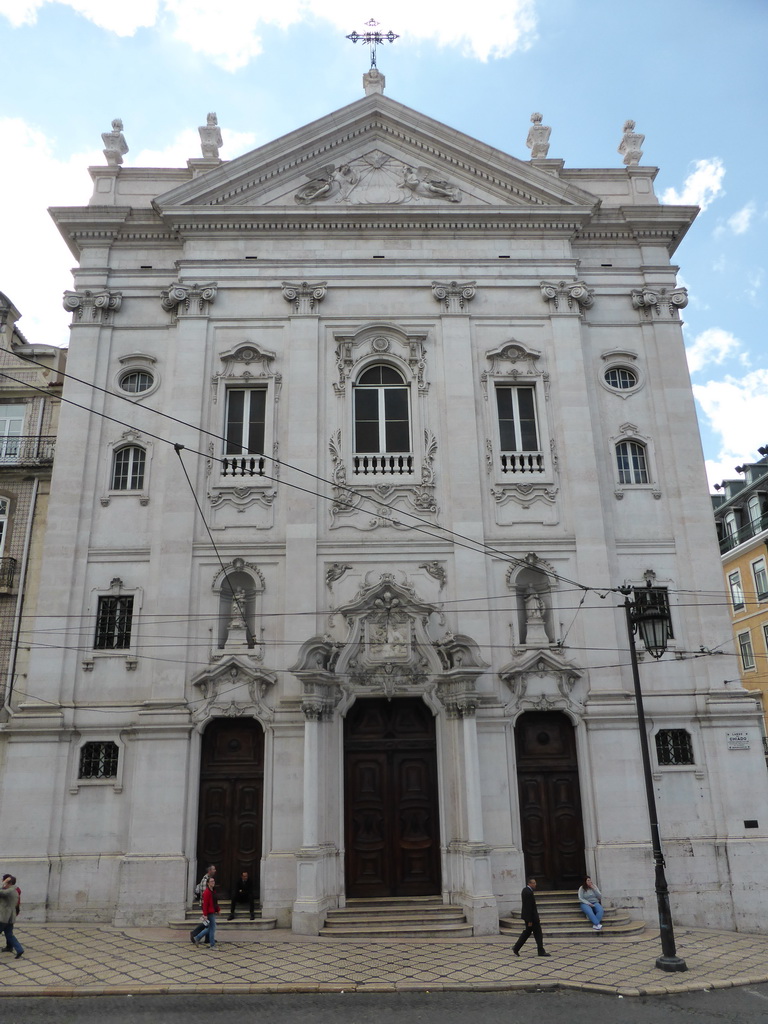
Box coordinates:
[578,875,604,931]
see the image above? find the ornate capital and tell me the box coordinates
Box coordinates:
[432,281,476,313]
[631,287,688,317]
[161,282,217,317]
[63,289,122,323]
[282,281,327,314]
[540,280,594,313]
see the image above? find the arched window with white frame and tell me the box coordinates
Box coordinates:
[616,439,649,484]
[352,364,412,475]
[111,445,146,490]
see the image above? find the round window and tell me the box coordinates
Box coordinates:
[604,367,638,390]
[120,370,154,394]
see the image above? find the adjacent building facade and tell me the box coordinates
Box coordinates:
[2,79,767,933]
[0,292,65,708]
[713,448,768,732]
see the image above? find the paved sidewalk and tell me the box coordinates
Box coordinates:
[2,923,768,998]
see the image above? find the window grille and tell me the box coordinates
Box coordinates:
[94,595,134,649]
[78,741,119,779]
[655,730,694,766]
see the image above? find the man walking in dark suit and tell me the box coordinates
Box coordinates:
[512,877,551,957]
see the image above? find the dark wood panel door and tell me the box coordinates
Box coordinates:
[515,711,586,890]
[197,718,264,900]
[344,698,441,898]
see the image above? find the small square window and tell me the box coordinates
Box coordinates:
[655,729,694,766]
[78,741,119,779]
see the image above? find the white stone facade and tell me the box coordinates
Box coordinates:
[2,90,767,934]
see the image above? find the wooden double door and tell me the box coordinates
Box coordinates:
[196,718,264,900]
[344,698,441,898]
[515,711,586,890]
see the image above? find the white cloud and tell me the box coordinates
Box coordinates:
[695,370,768,488]
[0,117,101,348]
[0,117,260,348]
[727,201,756,235]
[0,0,159,33]
[0,0,538,69]
[685,327,742,374]
[662,157,725,211]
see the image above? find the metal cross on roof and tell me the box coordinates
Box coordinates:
[346,18,399,69]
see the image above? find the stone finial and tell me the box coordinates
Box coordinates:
[363,67,386,95]
[526,112,551,159]
[199,111,223,160]
[102,118,128,166]
[618,119,644,166]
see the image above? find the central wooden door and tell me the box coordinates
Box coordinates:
[344,697,441,898]
[515,711,586,890]
[197,717,264,900]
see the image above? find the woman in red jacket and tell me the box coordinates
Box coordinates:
[194,876,220,949]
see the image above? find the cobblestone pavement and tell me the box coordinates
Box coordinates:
[2,924,768,998]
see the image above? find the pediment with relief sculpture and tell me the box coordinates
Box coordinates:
[153,94,600,213]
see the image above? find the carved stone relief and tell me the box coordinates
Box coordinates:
[291,574,487,714]
[293,151,462,206]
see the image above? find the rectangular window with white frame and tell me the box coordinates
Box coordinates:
[728,570,745,611]
[223,387,267,477]
[738,630,756,671]
[495,384,543,474]
[752,557,768,602]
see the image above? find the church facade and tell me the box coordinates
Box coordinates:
[2,76,767,933]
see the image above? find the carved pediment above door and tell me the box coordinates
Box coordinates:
[291,574,488,715]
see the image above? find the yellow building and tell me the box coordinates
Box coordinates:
[713,447,768,730]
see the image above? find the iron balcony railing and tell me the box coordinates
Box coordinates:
[719,510,768,553]
[0,435,56,467]
[0,556,17,588]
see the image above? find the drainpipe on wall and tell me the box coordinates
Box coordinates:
[5,475,39,707]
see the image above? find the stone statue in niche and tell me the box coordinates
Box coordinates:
[524,588,549,646]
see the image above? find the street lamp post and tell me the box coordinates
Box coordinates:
[620,583,687,972]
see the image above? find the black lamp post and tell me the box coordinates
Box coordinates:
[619,582,687,972]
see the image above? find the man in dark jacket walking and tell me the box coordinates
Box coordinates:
[512,877,550,957]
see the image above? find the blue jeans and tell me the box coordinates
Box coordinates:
[195,913,217,948]
[3,921,23,955]
[581,901,604,926]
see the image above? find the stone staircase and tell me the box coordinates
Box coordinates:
[500,890,645,940]
[168,901,277,933]
[319,897,473,939]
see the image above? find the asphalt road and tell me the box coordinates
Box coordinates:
[3,987,768,1023]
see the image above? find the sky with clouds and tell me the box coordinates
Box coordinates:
[1,0,765,490]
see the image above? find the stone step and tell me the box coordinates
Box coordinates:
[319,896,471,939]
[319,922,474,939]
[325,910,467,926]
[499,913,645,938]
[168,911,277,931]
